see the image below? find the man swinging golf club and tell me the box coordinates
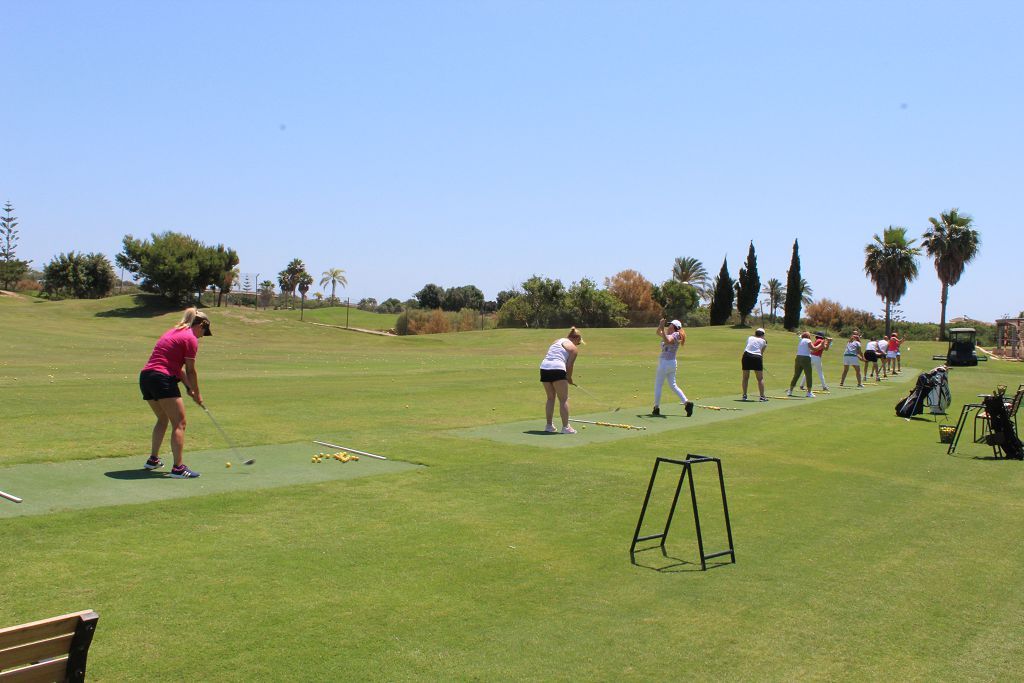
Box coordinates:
[652,319,693,417]
[137,307,212,478]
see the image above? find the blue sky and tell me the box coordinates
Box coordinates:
[4,1,1021,322]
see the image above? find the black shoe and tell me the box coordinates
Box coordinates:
[651,406,660,416]
[685,401,694,417]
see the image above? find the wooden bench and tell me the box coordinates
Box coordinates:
[0,611,99,682]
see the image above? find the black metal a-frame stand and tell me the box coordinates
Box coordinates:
[630,455,735,570]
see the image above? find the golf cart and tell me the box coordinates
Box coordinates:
[938,328,980,366]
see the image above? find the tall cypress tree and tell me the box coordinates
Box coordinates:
[735,241,760,326]
[783,239,802,330]
[709,256,735,325]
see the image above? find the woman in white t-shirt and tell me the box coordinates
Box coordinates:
[741,328,768,402]
[787,332,816,397]
[539,327,583,434]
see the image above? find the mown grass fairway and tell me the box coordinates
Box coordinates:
[2,294,1023,681]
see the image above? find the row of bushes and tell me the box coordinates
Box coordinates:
[395,308,496,335]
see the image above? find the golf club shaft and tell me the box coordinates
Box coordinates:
[201,405,246,458]
[1,489,23,504]
[180,380,250,463]
[313,440,388,460]
[572,383,620,411]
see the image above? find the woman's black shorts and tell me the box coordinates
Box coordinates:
[741,352,763,372]
[139,370,181,400]
[864,350,879,362]
[540,369,567,383]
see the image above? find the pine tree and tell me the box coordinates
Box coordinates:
[783,239,802,330]
[735,241,760,326]
[709,257,735,325]
[0,202,31,290]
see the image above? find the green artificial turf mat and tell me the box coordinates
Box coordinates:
[0,441,421,518]
[451,373,910,448]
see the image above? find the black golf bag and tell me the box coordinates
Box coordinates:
[895,366,951,418]
[982,391,1023,459]
[895,373,930,418]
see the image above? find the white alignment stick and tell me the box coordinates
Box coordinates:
[313,441,389,460]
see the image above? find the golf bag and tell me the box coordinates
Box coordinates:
[982,391,1023,459]
[924,366,951,414]
[895,366,950,418]
[895,374,929,418]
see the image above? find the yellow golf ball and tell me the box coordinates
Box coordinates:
[226,462,232,468]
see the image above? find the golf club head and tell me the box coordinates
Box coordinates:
[242,459,255,465]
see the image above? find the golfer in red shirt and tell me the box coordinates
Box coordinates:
[138,308,212,478]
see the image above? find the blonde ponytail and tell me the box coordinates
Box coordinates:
[174,307,199,331]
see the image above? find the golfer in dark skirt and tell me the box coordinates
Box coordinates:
[138,307,212,478]
[741,328,768,401]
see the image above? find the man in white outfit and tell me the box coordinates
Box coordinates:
[652,319,693,417]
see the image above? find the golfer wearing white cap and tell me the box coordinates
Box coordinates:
[652,318,693,417]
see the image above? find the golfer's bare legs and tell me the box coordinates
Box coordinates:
[553,380,571,429]
[149,397,187,467]
[543,382,556,427]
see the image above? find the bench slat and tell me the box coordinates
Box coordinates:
[0,614,85,651]
[0,657,68,683]
[0,634,74,671]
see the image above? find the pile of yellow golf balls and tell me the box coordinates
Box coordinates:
[311,451,360,464]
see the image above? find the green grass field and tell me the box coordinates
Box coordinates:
[2,294,1023,681]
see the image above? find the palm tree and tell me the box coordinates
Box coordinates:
[258,280,275,310]
[218,266,240,307]
[761,278,784,324]
[864,226,921,335]
[671,256,710,302]
[297,272,314,320]
[921,208,980,340]
[319,268,348,306]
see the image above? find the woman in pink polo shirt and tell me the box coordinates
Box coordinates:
[138,307,212,478]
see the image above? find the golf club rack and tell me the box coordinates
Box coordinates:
[630,455,735,571]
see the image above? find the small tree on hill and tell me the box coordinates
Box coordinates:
[783,239,802,330]
[709,257,735,325]
[735,241,760,326]
[116,232,238,306]
[0,202,31,290]
[320,268,347,305]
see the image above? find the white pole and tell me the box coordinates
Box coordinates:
[313,440,388,460]
[1,489,23,503]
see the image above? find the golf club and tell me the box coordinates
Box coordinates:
[200,404,254,465]
[181,381,253,465]
[1,489,23,504]
[571,383,621,412]
[313,440,388,460]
